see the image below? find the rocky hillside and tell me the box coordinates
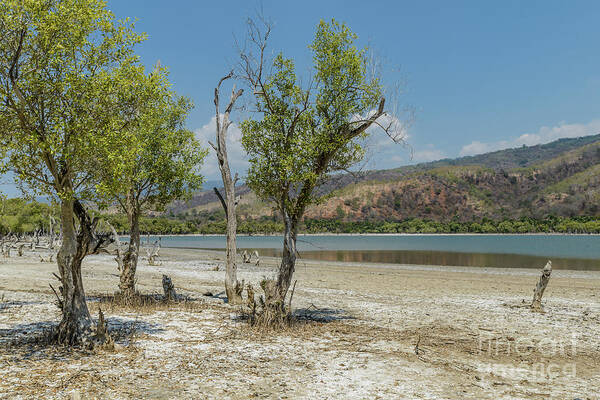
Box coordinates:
[172,134,600,221]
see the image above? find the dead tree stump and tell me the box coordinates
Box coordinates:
[2,244,10,258]
[162,275,177,301]
[253,250,260,267]
[242,250,251,263]
[254,279,288,326]
[94,308,114,350]
[246,284,256,312]
[531,260,552,312]
[147,240,162,266]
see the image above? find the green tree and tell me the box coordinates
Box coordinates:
[95,64,206,298]
[0,0,143,344]
[240,19,406,308]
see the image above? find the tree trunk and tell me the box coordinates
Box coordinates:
[55,198,93,345]
[213,73,244,305]
[119,206,140,298]
[275,211,298,306]
[222,185,244,304]
[49,215,55,249]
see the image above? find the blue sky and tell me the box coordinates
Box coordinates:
[2,0,600,194]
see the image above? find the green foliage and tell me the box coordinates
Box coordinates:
[0,0,144,200]
[302,216,600,234]
[241,19,384,216]
[94,64,207,215]
[0,198,57,234]
[3,197,598,235]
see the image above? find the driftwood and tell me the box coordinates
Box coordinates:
[0,237,18,257]
[39,253,55,263]
[531,260,552,312]
[242,250,251,263]
[253,250,260,267]
[0,234,60,256]
[241,250,260,266]
[1,243,10,258]
[162,275,177,301]
[146,240,161,266]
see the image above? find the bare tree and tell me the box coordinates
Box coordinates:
[210,71,244,304]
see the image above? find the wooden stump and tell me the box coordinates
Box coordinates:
[242,250,251,263]
[147,240,162,266]
[246,284,256,312]
[531,260,552,312]
[253,250,260,267]
[94,308,114,350]
[162,275,177,301]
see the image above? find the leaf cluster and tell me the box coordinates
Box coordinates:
[93,64,207,214]
[241,19,384,216]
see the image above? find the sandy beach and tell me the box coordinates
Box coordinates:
[0,247,598,399]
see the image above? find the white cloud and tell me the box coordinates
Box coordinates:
[195,111,417,180]
[352,110,411,142]
[460,120,600,157]
[385,145,445,164]
[372,112,410,142]
[352,111,448,168]
[195,116,249,180]
[459,141,495,157]
[412,148,446,162]
[360,137,445,170]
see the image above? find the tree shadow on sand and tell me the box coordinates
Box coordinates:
[292,306,356,323]
[0,317,164,362]
[0,300,47,311]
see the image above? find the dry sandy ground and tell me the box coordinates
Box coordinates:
[0,246,598,399]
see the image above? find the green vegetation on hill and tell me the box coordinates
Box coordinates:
[173,134,600,222]
[90,215,600,235]
[3,135,600,235]
[1,198,598,235]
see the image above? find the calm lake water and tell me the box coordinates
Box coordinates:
[153,234,600,271]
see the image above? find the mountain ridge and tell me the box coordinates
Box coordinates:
[171,133,600,222]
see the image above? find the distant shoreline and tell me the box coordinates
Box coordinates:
[142,232,600,237]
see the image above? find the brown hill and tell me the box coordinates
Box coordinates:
[171,134,600,221]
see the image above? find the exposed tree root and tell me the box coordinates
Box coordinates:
[244,279,293,330]
[53,308,114,349]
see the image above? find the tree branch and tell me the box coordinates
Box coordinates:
[346,98,386,139]
[213,187,227,214]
